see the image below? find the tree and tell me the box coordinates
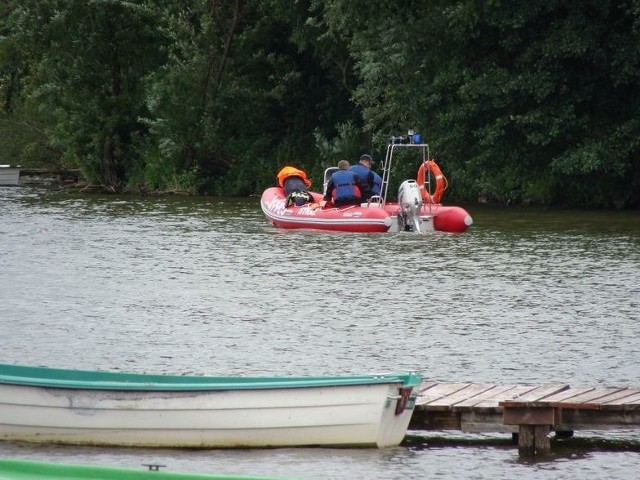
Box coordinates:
[0,1,60,167]
[308,0,640,207]
[426,0,640,206]
[1,0,167,190]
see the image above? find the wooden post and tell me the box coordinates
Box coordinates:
[518,424,551,457]
[502,405,556,458]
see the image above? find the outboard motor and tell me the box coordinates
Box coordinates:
[397,180,424,233]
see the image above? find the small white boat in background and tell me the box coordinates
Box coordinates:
[0,165,20,185]
[0,363,421,449]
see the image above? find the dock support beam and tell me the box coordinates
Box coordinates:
[502,405,556,458]
[518,424,551,457]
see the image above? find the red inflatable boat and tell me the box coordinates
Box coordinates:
[261,135,473,233]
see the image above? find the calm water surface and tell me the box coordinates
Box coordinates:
[1,186,639,479]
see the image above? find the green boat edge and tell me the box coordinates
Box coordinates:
[0,458,287,480]
[0,363,422,391]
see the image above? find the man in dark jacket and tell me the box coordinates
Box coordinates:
[322,160,361,207]
[349,154,382,200]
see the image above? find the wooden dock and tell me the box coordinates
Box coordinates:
[408,381,640,456]
[18,168,83,185]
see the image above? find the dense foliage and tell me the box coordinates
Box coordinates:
[1,0,638,207]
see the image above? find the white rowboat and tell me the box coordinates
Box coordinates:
[0,363,421,448]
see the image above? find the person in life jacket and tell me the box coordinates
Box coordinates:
[349,153,382,200]
[276,166,313,207]
[321,160,361,207]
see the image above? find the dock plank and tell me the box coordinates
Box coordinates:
[416,381,440,394]
[454,385,521,409]
[589,388,640,404]
[555,387,632,405]
[606,391,640,408]
[501,384,570,406]
[428,384,498,410]
[542,387,597,403]
[473,386,539,409]
[416,383,471,405]
[595,390,640,409]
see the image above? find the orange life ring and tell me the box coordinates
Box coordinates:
[416,160,447,204]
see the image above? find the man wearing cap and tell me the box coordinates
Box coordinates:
[350,154,382,201]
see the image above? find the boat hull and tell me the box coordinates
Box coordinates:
[260,187,392,233]
[0,364,420,449]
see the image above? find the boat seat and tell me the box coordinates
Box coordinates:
[322,167,340,196]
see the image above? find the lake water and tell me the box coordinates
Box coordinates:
[1,186,639,479]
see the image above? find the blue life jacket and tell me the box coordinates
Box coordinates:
[330,169,360,201]
[371,171,382,196]
[349,164,382,198]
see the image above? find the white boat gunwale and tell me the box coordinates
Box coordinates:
[0,363,421,391]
